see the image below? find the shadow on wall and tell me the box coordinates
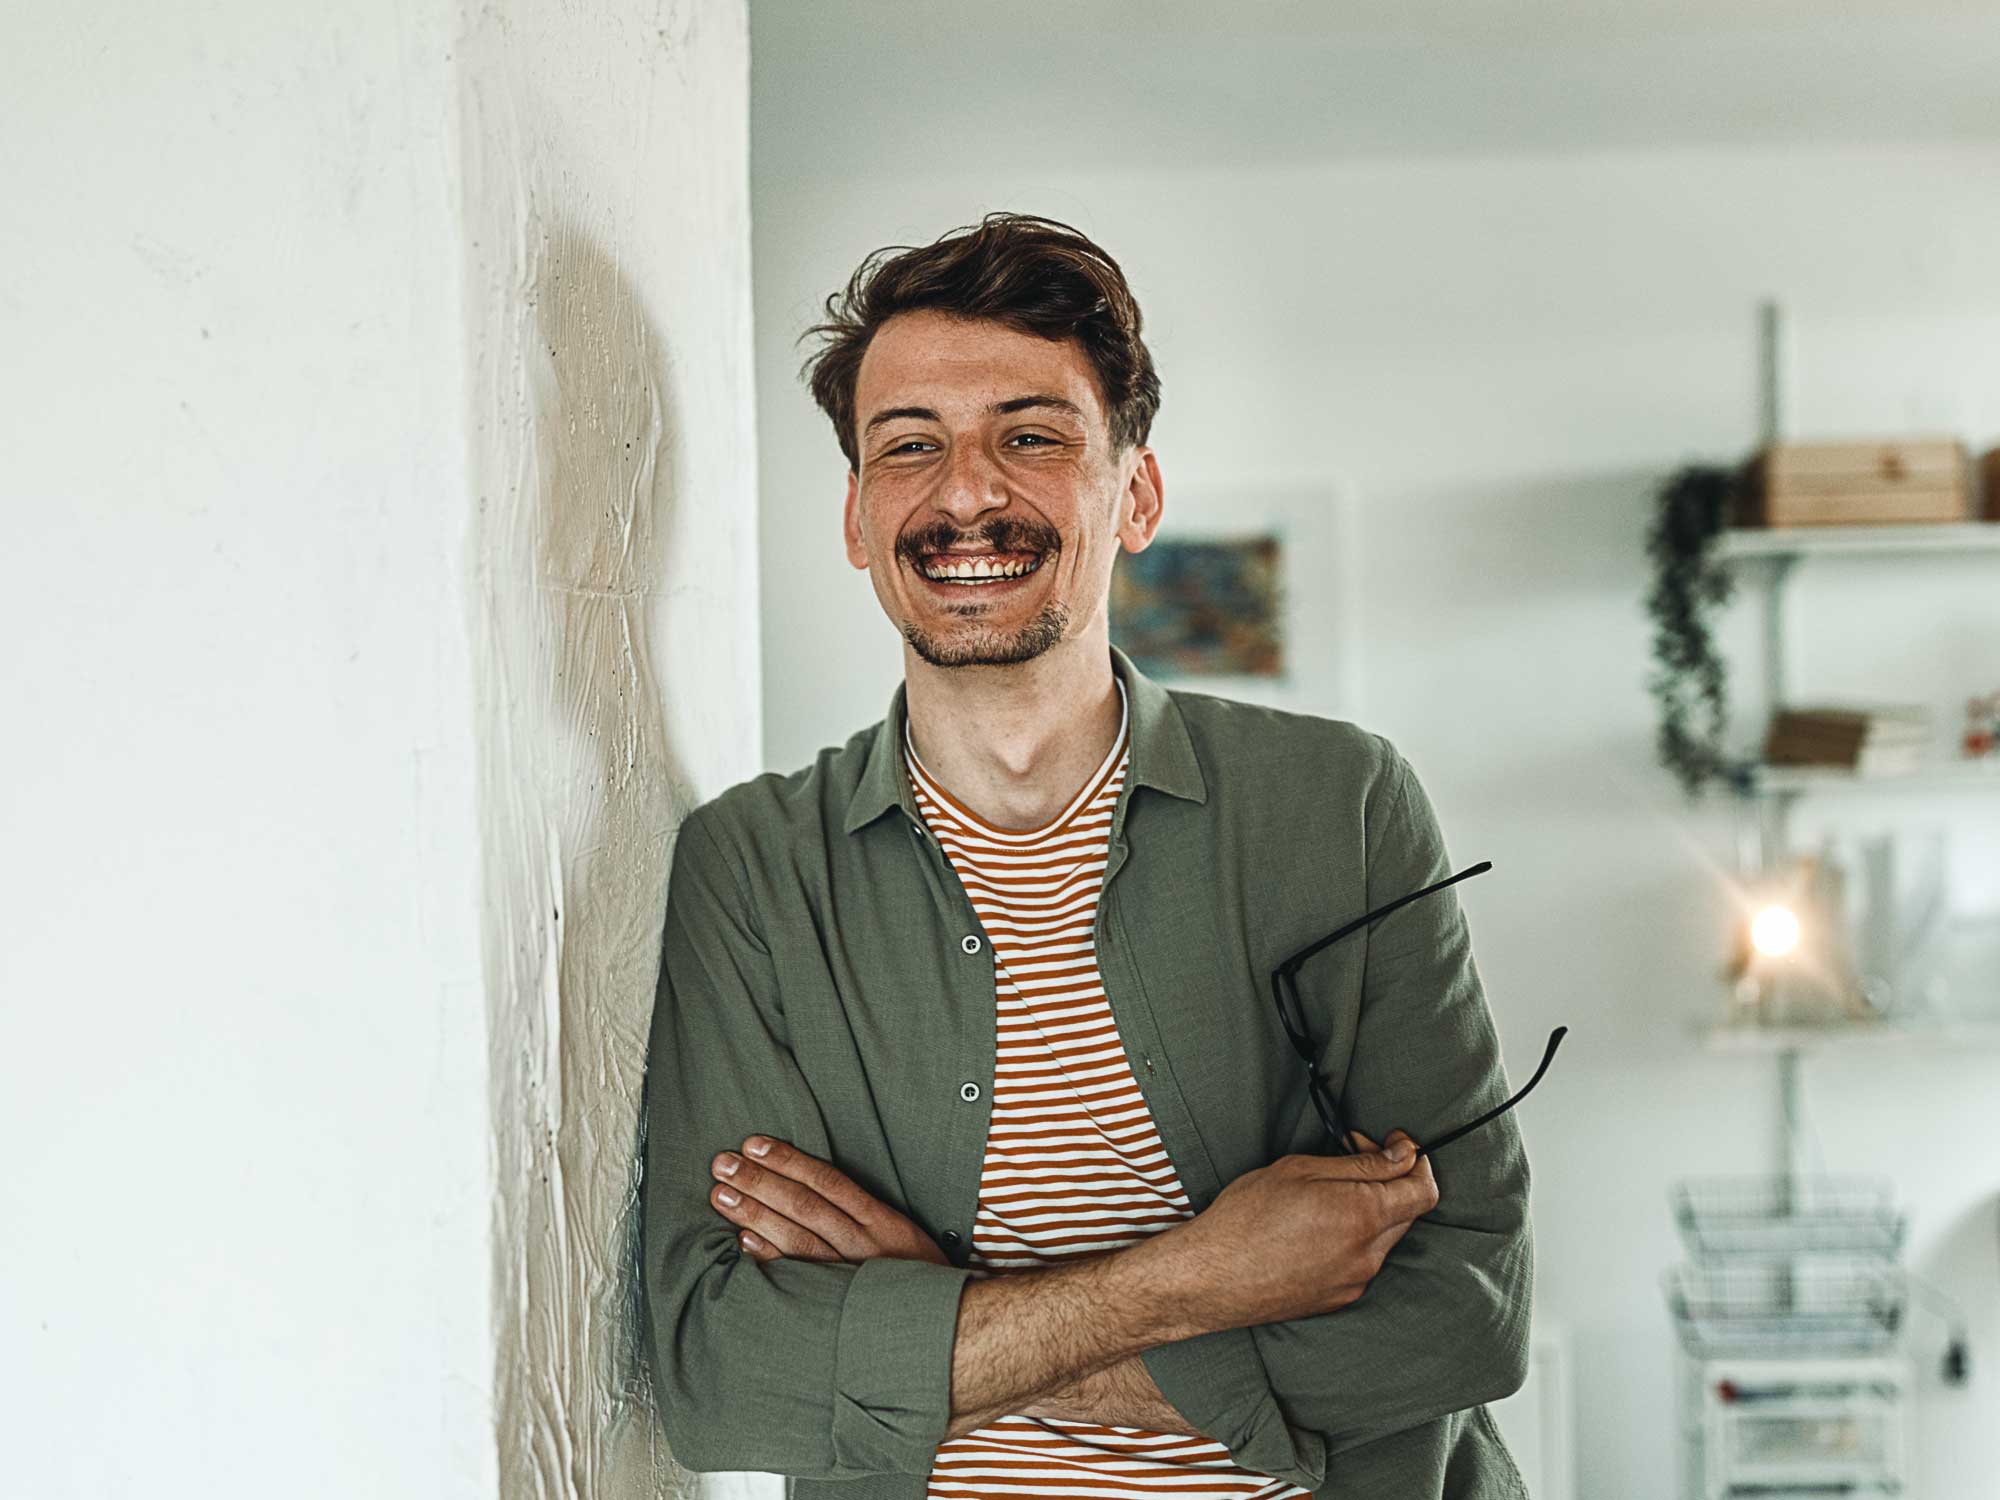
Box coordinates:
[475,206,704,1497]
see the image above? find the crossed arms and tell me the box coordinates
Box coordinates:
[639,748,1532,1489]
[697,1125,1437,1447]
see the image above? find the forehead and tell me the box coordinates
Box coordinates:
[853,309,1107,427]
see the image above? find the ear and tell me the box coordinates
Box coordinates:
[1116,446,1164,554]
[842,469,868,569]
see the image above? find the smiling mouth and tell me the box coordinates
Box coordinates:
[915,551,1047,585]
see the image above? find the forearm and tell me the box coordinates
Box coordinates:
[942,1230,1208,1442]
[1023,1353,1207,1435]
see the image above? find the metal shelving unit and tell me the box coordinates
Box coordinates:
[1710,519,2000,1061]
[1669,516,1997,1495]
[1665,1179,1917,1498]
[1662,311,1990,1497]
[1705,509,1999,1195]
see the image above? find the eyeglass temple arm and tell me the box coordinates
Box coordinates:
[1412,1025,1567,1159]
[1277,860,1493,978]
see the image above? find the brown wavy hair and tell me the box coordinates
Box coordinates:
[800,211,1162,472]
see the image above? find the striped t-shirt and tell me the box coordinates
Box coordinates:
[908,681,1310,1500]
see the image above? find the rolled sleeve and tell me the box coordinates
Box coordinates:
[1149,740,1534,1481]
[1141,1327,1329,1493]
[832,1256,978,1472]
[641,807,974,1479]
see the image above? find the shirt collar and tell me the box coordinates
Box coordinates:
[841,643,1207,836]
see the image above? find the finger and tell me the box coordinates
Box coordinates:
[1313,1139,1416,1182]
[710,1180,843,1262]
[1348,1130,1380,1153]
[743,1137,897,1230]
[737,1228,781,1263]
[1378,1153,1440,1223]
[713,1149,872,1258]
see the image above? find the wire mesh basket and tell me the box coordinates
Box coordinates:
[1664,1258,1906,1356]
[1672,1175,1906,1259]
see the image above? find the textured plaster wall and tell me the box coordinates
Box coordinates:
[2,2,753,1495]
[456,2,759,1496]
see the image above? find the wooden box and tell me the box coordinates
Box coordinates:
[1739,438,1969,527]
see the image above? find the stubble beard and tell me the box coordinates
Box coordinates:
[901,599,1072,669]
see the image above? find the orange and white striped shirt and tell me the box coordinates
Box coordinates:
[908,681,1310,1500]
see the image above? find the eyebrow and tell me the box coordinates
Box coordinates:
[860,393,1087,438]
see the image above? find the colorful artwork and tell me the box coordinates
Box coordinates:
[1109,534,1283,678]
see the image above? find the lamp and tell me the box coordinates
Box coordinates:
[1723,850,1874,1027]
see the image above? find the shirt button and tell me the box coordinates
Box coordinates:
[959,1081,981,1102]
[942,1229,962,1247]
[960,934,982,955]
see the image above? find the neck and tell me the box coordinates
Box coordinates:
[902,621,1123,831]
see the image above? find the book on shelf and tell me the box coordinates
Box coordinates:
[1763,703,1933,773]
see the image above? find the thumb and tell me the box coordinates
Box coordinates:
[1324,1131,1415,1179]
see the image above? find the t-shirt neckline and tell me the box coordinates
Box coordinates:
[905,677,1130,841]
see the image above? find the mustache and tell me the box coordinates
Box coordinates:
[896,517,1062,562]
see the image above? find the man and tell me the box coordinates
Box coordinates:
[640,213,1533,1500]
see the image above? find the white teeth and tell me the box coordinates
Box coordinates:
[919,553,1042,582]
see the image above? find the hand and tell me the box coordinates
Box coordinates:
[1158,1127,1439,1332]
[709,1135,951,1267]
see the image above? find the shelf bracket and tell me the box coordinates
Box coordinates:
[1758,552,1799,713]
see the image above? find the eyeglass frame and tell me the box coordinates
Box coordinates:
[1270,858,1567,1159]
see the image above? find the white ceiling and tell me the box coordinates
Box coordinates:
[751,0,2000,171]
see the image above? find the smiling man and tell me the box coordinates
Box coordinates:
[640,213,1534,1500]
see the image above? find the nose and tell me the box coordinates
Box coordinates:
[932,436,1009,528]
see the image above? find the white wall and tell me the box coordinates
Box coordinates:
[1,2,756,1495]
[752,146,2000,1498]
[1,3,490,1493]
[459,1,759,1496]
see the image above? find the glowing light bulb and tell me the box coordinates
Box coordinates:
[1750,904,1801,958]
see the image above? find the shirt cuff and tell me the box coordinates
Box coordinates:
[831,1255,977,1475]
[1142,1325,1328,1494]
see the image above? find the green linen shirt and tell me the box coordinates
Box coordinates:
[640,644,1534,1499]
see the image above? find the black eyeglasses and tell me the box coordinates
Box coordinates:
[1271,858,1567,1160]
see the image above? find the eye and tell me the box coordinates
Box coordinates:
[888,439,936,455]
[1008,433,1057,448]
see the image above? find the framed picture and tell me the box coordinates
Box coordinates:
[1110,533,1284,678]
